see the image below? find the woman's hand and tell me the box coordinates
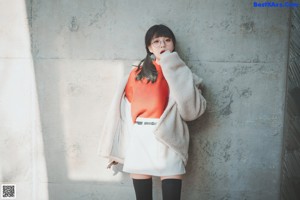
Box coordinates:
[107,161,118,169]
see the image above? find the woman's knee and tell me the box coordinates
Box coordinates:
[160,175,182,180]
[131,174,152,179]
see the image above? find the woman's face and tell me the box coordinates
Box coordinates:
[148,36,175,63]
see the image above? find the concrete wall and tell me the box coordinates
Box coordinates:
[281,5,300,200]
[1,0,291,199]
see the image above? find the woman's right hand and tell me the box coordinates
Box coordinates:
[107,161,118,169]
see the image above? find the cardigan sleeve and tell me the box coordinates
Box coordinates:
[160,51,206,121]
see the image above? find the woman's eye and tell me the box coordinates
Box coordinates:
[165,38,171,42]
[153,40,159,44]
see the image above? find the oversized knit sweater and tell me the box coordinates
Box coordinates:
[125,61,169,123]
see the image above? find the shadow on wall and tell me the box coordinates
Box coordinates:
[281,6,300,200]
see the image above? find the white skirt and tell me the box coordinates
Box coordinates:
[122,117,186,176]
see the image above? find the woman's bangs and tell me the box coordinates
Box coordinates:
[153,28,173,39]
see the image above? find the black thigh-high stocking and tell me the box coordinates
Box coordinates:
[161,179,182,200]
[132,178,153,200]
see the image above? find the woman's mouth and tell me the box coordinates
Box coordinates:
[160,50,166,54]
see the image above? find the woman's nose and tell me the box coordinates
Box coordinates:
[160,40,166,47]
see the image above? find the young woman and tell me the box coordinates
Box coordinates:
[98,24,206,200]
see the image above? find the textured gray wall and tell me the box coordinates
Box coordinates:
[281,5,300,200]
[1,0,291,199]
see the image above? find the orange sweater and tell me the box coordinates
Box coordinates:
[125,61,169,123]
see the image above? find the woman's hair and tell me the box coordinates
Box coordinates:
[136,24,176,83]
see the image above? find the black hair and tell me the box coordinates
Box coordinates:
[135,24,176,83]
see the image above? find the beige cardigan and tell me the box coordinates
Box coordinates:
[97,51,206,167]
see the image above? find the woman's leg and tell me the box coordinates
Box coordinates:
[160,175,182,200]
[131,174,153,200]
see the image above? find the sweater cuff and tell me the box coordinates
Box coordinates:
[160,51,186,70]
